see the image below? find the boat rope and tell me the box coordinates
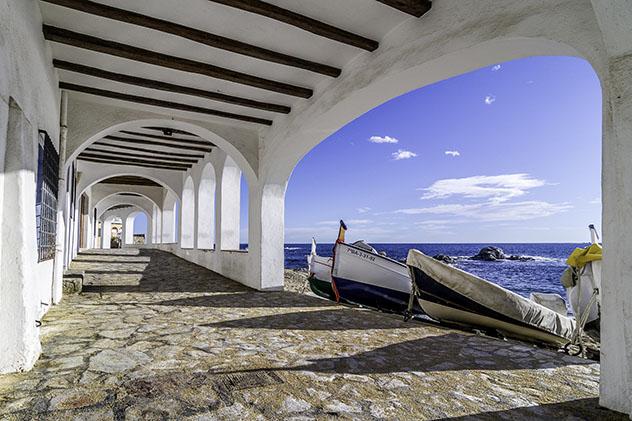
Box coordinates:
[403,271,418,322]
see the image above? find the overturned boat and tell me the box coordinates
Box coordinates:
[331,221,423,315]
[406,248,576,345]
[307,238,335,300]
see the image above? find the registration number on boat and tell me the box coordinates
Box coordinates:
[346,247,376,262]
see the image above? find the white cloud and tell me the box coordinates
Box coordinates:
[392,149,417,160]
[347,219,373,225]
[484,95,496,105]
[444,150,460,157]
[396,201,571,222]
[357,207,371,213]
[369,135,398,144]
[317,220,340,226]
[420,174,546,203]
[589,197,601,205]
[491,64,502,72]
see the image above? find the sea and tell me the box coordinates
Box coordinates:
[284,243,590,298]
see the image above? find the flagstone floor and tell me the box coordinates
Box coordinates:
[0,248,624,420]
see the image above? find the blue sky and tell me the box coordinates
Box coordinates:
[283,56,602,244]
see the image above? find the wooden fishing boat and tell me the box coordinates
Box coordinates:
[307,238,335,300]
[331,221,423,315]
[406,248,575,345]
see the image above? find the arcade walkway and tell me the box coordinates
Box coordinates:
[0,249,620,419]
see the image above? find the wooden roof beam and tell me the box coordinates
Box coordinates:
[53,60,291,114]
[42,0,341,77]
[376,0,432,17]
[93,140,205,159]
[85,147,199,164]
[208,0,379,51]
[44,25,313,98]
[80,152,191,168]
[99,176,162,187]
[59,82,273,125]
[78,156,187,171]
[102,135,213,153]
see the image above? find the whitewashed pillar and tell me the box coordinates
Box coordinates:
[0,98,41,373]
[219,162,241,250]
[248,182,285,290]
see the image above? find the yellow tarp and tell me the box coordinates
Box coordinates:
[566,243,602,268]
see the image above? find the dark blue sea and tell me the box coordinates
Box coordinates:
[285,243,589,298]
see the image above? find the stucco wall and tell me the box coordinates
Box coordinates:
[0,0,60,373]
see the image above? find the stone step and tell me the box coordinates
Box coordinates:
[62,270,84,294]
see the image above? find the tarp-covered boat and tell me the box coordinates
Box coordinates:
[406,249,576,345]
[307,238,335,300]
[331,221,423,315]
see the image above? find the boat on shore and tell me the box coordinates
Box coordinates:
[331,221,423,316]
[406,248,576,345]
[307,238,335,300]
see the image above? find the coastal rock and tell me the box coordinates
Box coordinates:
[433,254,456,264]
[507,255,535,261]
[472,246,506,261]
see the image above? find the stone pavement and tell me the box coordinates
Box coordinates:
[0,248,624,420]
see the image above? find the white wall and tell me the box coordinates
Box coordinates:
[0,0,60,373]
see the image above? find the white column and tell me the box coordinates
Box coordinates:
[161,204,175,243]
[124,215,134,245]
[0,98,41,373]
[101,219,112,249]
[248,182,285,290]
[52,91,67,304]
[590,0,632,414]
[219,164,241,250]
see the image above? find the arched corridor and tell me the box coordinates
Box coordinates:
[0,0,631,416]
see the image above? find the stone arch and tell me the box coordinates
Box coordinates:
[197,163,216,249]
[124,209,150,245]
[180,175,195,249]
[77,169,181,202]
[95,191,160,214]
[262,37,597,186]
[66,117,257,187]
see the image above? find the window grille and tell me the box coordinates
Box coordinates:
[36,130,59,262]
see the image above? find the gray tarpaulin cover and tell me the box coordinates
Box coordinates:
[407,249,576,340]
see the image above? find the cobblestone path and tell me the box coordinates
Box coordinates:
[0,249,624,420]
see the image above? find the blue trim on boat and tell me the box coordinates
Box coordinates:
[332,276,423,315]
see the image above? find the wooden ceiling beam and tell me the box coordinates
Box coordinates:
[43,0,341,77]
[53,60,291,114]
[103,135,212,153]
[119,130,211,146]
[78,156,187,171]
[59,82,273,125]
[376,0,432,17]
[209,0,379,51]
[93,140,205,159]
[44,25,313,98]
[99,176,162,187]
[80,152,190,169]
[85,147,199,164]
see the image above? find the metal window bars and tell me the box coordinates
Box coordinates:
[36,130,59,262]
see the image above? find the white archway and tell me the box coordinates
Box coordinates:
[180,176,195,249]
[125,210,149,245]
[67,117,257,188]
[197,163,216,249]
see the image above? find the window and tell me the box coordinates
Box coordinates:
[36,130,59,262]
